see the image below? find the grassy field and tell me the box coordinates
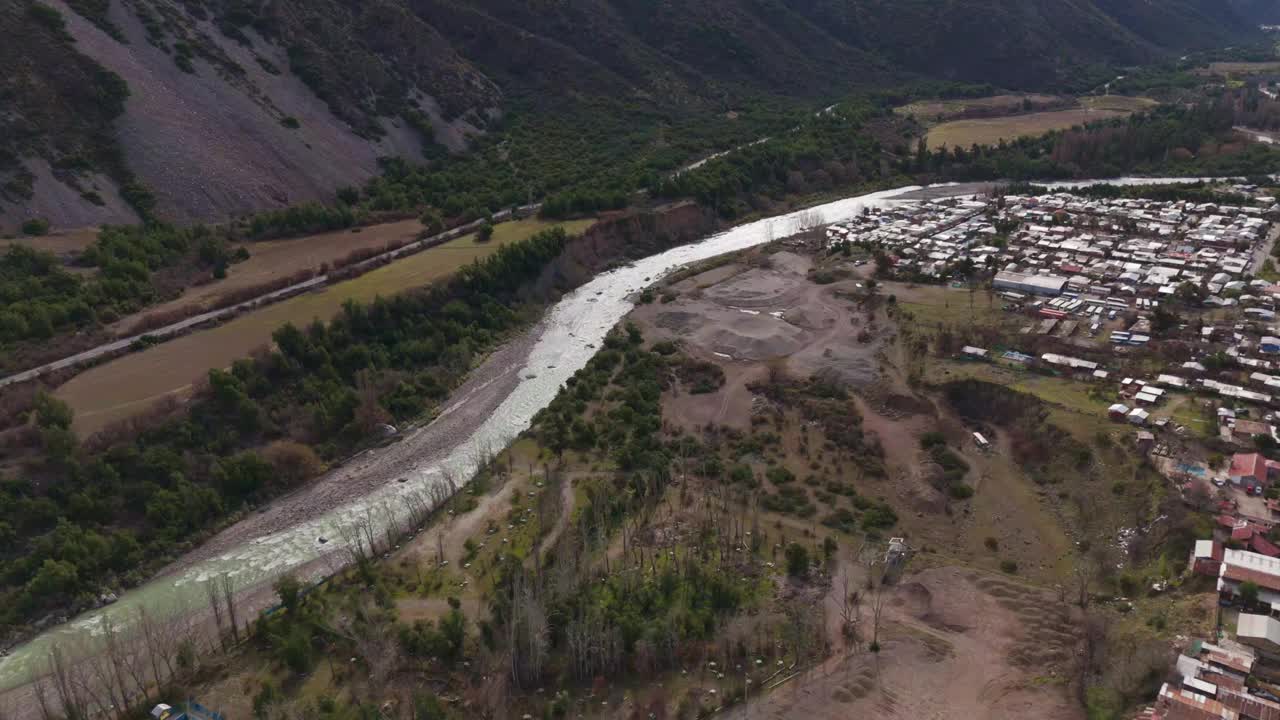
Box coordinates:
[891,282,1007,327]
[0,227,100,256]
[1196,61,1280,76]
[114,219,427,333]
[894,94,1064,122]
[926,107,1132,149]
[57,218,596,435]
[1080,95,1159,113]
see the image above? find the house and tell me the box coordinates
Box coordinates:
[1252,534,1280,559]
[1137,431,1156,454]
[1263,336,1280,355]
[1192,539,1225,577]
[1218,549,1280,610]
[1229,453,1280,491]
[1232,419,1273,444]
[1237,614,1280,659]
[1108,403,1131,421]
[1128,407,1151,426]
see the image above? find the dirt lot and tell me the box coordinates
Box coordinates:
[724,566,1082,720]
[926,107,1132,149]
[57,218,593,435]
[633,250,883,432]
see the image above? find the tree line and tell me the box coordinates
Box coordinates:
[0,228,572,631]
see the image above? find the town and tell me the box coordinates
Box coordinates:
[831,184,1280,720]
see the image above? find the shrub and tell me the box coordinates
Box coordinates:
[280,116,301,129]
[21,218,50,236]
[785,542,810,577]
[766,466,796,485]
[1000,560,1018,574]
[919,431,946,449]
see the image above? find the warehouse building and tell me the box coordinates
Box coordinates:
[993,271,1068,297]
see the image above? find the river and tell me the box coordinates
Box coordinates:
[0,176,1227,694]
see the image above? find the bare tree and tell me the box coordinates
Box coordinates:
[220,574,240,644]
[206,579,225,650]
[869,583,888,650]
[48,643,85,720]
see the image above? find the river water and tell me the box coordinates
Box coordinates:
[0,176,1224,691]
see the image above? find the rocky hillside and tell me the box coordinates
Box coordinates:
[0,0,1267,231]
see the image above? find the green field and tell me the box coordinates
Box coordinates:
[57,218,596,436]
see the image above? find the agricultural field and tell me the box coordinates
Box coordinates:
[894,94,1068,122]
[56,218,595,435]
[1195,61,1280,76]
[1079,95,1160,113]
[0,227,99,258]
[926,106,1133,149]
[112,219,427,334]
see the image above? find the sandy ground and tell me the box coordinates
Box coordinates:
[724,566,1082,720]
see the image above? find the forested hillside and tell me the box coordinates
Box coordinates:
[0,0,1266,231]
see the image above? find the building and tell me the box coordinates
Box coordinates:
[1233,419,1274,444]
[1230,453,1280,491]
[993,271,1068,297]
[1219,549,1280,610]
[1237,614,1280,659]
[1192,539,1225,577]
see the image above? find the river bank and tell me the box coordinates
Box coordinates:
[0,176,1227,710]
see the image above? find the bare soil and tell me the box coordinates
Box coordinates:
[633,251,882,384]
[724,566,1082,720]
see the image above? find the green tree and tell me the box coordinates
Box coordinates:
[785,543,810,578]
[273,574,303,615]
[1241,580,1260,607]
[476,222,495,242]
[21,218,50,236]
[26,558,79,601]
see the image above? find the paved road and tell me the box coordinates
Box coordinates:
[1252,223,1280,276]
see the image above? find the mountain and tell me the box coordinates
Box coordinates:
[0,0,1269,231]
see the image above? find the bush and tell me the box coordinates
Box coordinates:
[919,431,946,449]
[280,116,301,129]
[1000,560,1018,574]
[785,542,810,578]
[766,466,796,485]
[21,218,50,236]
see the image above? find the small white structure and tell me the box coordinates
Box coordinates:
[1128,407,1151,426]
[973,432,991,450]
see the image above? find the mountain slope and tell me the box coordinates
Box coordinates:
[0,0,1268,232]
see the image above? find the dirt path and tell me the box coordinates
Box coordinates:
[537,477,576,560]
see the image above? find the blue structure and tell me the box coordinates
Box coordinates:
[152,701,224,720]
